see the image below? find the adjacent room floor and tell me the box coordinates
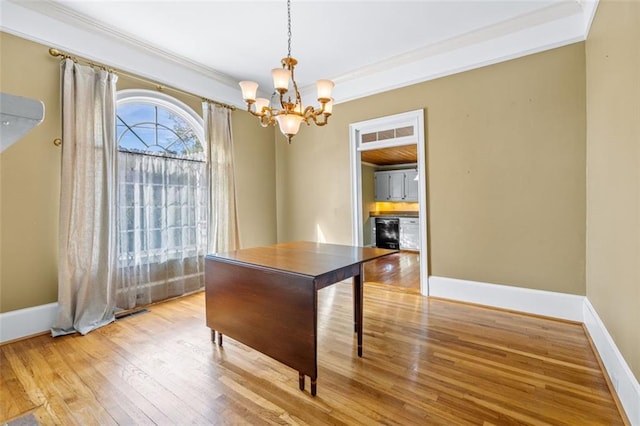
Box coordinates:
[364,250,421,293]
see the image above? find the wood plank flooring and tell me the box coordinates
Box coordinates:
[364,251,421,292]
[0,280,625,425]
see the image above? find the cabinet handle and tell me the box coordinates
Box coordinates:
[403,174,406,199]
[387,175,391,200]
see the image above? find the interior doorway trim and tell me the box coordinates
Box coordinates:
[349,109,429,295]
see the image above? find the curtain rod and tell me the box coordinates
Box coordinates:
[48,48,236,111]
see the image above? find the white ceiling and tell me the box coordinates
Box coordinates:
[1,0,596,108]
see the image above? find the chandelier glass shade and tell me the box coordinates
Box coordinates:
[238,0,334,143]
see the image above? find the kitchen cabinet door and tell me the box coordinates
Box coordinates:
[374,172,390,201]
[404,170,419,202]
[388,171,405,201]
[375,169,419,202]
[400,218,420,251]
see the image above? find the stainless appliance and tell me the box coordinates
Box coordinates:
[375,217,400,249]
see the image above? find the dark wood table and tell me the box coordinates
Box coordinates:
[204,241,397,396]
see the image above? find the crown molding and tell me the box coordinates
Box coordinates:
[300,0,595,103]
[8,0,238,89]
[1,0,245,108]
[3,0,597,107]
[343,1,581,84]
[580,0,600,37]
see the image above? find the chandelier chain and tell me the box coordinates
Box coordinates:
[287,0,292,59]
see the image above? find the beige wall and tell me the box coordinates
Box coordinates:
[231,110,277,248]
[1,32,62,312]
[277,43,586,295]
[0,32,276,313]
[585,0,640,381]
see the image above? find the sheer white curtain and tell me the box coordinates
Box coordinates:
[52,59,118,336]
[203,102,240,253]
[116,152,208,309]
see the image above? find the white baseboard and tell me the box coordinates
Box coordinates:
[429,276,585,321]
[583,299,640,425]
[0,302,58,344]
[429,275,639,425]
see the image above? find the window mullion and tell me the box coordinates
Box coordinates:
[155,106,159,149]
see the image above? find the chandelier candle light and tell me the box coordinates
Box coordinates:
[239,0,335,143]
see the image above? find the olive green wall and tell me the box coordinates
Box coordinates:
[585,0,640,381]
[0,32,276,313]
[277,43,586,295]
[1,32,62,313]
[231,109,277,248]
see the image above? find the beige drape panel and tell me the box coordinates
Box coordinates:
[203,102,240,253]
[52,59,118,336]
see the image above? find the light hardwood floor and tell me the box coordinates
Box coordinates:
[364,251,421,292]
[1,279,626,425]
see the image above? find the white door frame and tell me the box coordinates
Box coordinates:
[349,109,429,295]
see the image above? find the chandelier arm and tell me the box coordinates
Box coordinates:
[291,78,302,108]
[246,104,261,117]
[305,104,332,120]
[310,113,330,126]
[279,91,288,110]
[302,105,317,118]
[265,109,278,126]
[246,104,277,127]
[247,106,269,119]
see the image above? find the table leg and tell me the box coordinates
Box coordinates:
[218,332,223,347]
[299,373,305,391]
[211,329,216,342]
[355,265,364,357]
[353,280,358,332]
[311,377,317,396]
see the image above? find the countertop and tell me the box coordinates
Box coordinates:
[370,211,419,218]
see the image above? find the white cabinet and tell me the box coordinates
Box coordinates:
[388,171,405,201]
[374,169,419,202]
[400,218,420,251]
[374,172,391,201]
[404,170,419,201]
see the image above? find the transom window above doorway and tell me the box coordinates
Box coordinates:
[353,110,421,151]
[361,125,414,143]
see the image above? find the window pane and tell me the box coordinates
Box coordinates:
[119,103,155,122]
[157,107,174,123]
[119,131,148,152]
[117,102,205,161]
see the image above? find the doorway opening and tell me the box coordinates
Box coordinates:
[349,110,428,295]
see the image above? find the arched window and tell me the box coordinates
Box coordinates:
[116,89,208,309]
[116,90,205,160]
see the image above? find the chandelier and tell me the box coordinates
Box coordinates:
[238,0,334,143]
